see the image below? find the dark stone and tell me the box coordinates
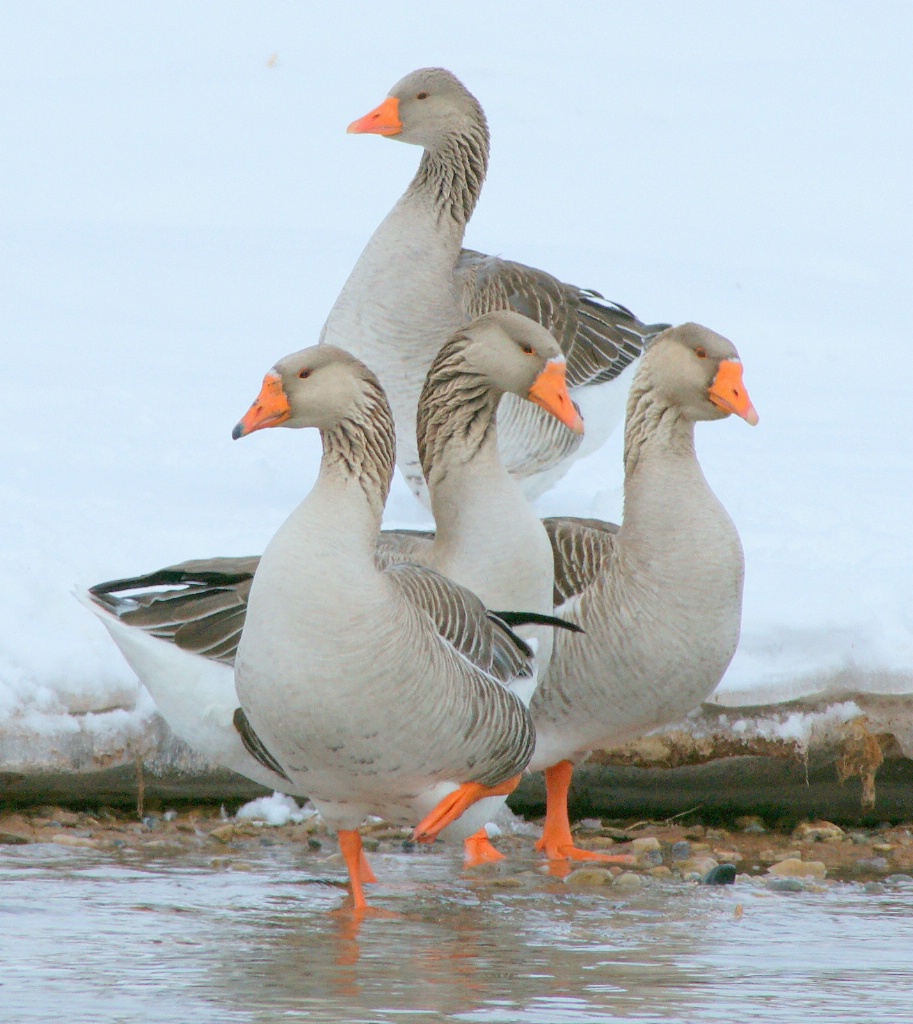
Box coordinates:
[671,841,691,861]
[0,831,30,845]
[703,864,737,885]
[307,838,322,850]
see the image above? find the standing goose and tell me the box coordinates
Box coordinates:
[326,66,666,503]
[229,343,541,909]
[528,323,759,860]
[84,313,586,870]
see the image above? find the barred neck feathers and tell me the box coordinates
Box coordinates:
[407,115,489,227]
[320,373,397,520]
[417,332,500,486]
[622,369,696,480]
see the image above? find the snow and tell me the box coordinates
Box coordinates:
[1,3,911,762]
[235,793,315,827]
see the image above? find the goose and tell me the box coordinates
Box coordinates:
[325,66,666,504]
[528,323,759,860]
[85,312,586,874]
[228,342,549,909]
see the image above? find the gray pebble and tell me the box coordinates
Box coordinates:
[671,841,691,861]
[766,877,805,893]
[142,816,159,831]
[886,873,913,886]
[864,882,886,894]
[856,857,890,874]
[401,839,416,853]
[307,838,322,851]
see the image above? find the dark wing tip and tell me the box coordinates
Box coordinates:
[489,610,585,634]
[232,708,292,784]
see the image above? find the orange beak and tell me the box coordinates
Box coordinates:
[709,360,759,425]
[347,96,402,136]
[528,358,584,434]
[232,373,291,439]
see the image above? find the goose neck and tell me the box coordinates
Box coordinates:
[406,119,490,228]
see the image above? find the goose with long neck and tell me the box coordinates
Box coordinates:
[528,323,759,861]
[324,66,666,503]
[229,343,542,909]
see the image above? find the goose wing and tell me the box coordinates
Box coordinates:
[455,249,667,389]
[89,557,257,665]
[543,516,620,612]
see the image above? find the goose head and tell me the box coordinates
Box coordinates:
[232,345,385,438]
[643,323,759,426]
[451,311,584,433]
[347,67,485,149]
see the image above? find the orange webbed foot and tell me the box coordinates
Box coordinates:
[463,827,505,867]
[413,775,521,844]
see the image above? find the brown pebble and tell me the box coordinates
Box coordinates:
[50,834,97,849]
[768,858,827,879]
[208,825,236,844]
[564,867,614,888]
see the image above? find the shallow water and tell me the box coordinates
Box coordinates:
[2,842,912,1023]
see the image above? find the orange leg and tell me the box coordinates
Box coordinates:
[337,829,375,909]
[534,760,636,864]
[413,775,521,844]
[463,827,505,867]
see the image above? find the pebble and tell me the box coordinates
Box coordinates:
[577,818,603,831]
[601,827,633,842]
[369,827,412,841]
[50,834,97,849]
[650,866,673,879]
[670,841,691,861]
[564,867,613,888]
[630,837,660,853]
[703,864,737,886]
[361,837,380,853]
[794,821,844,842]
[766,877,805,893]
[642,849,664,866]
[208,825,236,844]
[863,882,886,894]
[886,873,913,886]
[612,871,642,891]
[0,831,30,845]
[768,858,827,879]
[855,857,890,874]
[872,843,895,853]
[677,856,718,877]
[713,849,743,864]
[477,876,524,890]
[307,838,322,851]
[759,848,801,865]
[585,836,617,850]
[849,832,870,845]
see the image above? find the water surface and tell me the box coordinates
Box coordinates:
[2,842,911,1023]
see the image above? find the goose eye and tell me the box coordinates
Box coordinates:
[695,346,707,359]
[521,344,534,355]
[298,369,311,379]
[416,91,428,100]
